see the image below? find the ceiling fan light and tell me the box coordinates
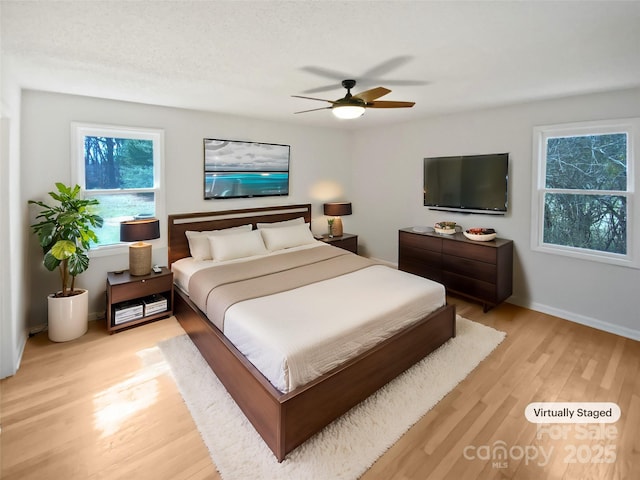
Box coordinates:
[332,105,365,119]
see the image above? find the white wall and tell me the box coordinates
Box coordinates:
[0,60,28,378]
[350,87,640,339]
[21,90,351,329]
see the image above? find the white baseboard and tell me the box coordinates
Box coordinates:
[2,328,28,378]
[29,312,104,336]
[28,323,47,336]
[508,295,640,341]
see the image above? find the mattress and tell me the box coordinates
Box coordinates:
[172,244,446,393]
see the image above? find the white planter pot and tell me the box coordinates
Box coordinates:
[47,289,89,342]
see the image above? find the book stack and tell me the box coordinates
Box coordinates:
[114,301,144,325]
[143,294,167,316]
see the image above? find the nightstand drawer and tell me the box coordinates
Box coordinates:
[331,236,358,253]
[110,274,173,303]
[320,233,358,254]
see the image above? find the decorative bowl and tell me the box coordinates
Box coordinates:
[434,227,456,235]
[463,228,497,242]
[434,221,457,235]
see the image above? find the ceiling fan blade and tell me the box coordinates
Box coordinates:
[373,79,429,87]
[302,83,344,94]
[291,95,335,104]
[367,100,415,109]
[294,106,333,114]
[300,58,428,94]
[304,78,428,95]
[300,65,351,81]
[354,87,391,103]
[361,56,413,78]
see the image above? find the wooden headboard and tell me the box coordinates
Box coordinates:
[167,204,312,266]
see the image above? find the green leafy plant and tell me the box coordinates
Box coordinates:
[29,183,104,297]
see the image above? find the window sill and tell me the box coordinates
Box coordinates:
[89,239,166,258]
[532,244,638,269]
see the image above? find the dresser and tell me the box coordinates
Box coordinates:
[398,228,513,311]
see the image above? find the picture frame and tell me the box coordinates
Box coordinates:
[203,138,290,199]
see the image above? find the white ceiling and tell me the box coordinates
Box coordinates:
[3,1,640,130]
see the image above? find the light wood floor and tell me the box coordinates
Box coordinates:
[1,297,639,480]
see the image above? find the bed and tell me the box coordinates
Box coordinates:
[168,204,456,462]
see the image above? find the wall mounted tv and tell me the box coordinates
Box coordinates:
[423,153,509,215]
[204,138,290,199]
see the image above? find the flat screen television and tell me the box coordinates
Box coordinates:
[423,153,508,215]
[204,138,290,199]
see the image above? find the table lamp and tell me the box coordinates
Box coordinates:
[120,218,160,276]
[323,202,352,237]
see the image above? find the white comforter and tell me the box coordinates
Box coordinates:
[172,244,445,393]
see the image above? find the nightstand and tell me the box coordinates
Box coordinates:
[320,233,358,254]
[106,267,174,333]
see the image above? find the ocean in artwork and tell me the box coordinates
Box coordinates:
[205,172,289,198]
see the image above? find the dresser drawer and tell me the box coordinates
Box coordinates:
[442,255,496,284]
[443,271,496,303]
[110,274,173,303]
[400,245,442,265]
[442,240,497,264]
[399,231,442,253]
[399,259,443,283]
[399,243,442,277]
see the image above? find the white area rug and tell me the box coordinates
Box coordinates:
[158,316,505,480]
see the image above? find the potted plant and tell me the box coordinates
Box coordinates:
[29,183,103,342]
[327,218,335,238]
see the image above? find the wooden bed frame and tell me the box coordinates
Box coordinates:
[168,204,456,462]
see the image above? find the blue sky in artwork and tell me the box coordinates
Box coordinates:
[204,139,289,172]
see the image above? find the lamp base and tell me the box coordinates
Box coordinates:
[331,217,344,237]
[129,242,152,276]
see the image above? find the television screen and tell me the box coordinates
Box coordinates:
[204,139,290,199]
[424,153,508,214]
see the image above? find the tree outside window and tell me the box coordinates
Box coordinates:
[532,119,638,268]
[544,133,627,254]
[73,124,164,248]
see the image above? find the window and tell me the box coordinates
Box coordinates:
[532,118,639,268]
[72,123,164,251]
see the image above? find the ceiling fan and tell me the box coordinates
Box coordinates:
[292,79,415,119]
[300,56,427,94]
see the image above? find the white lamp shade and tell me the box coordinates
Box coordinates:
[332,105,365,119]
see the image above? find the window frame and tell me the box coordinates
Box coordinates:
[531,117,639,269]
[71,122,166,257]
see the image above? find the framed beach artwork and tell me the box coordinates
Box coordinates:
[203,138,290,199]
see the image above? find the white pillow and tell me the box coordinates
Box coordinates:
[260,223,316,251]
[208,229,267,261]
[185,224,252,260]
[256,217,305,229]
